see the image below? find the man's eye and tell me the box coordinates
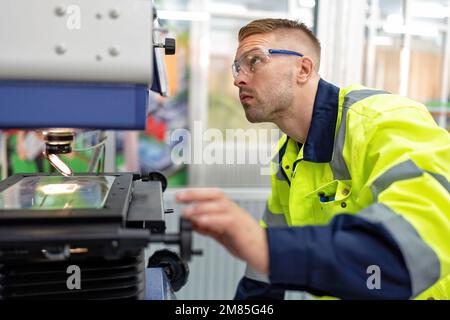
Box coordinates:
[249,56,261,66]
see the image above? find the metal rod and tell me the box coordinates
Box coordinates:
[88,131,107,173]
[313,0,320,35]
[149,233,180,244]
[439,0,450,129]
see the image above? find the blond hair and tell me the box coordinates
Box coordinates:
[238,18,321,64]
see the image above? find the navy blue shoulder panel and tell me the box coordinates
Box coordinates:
[303,78,340,163]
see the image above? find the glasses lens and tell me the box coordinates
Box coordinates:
[232,50,269,79]
[232,61,240,79]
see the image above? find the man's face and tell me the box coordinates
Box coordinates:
[233,33,296,123]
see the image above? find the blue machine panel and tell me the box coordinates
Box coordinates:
[0,81,148,130]
[145,267,176,300]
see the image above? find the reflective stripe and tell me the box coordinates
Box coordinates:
[271,136,289,165]
[274,138,290,183]
[371,160,423,201]
[276,167,287,181]
[358,203,440,297]
[331,90,387,180]
[262,204,288,227]
[244,264,270,283]
[371,159,450,201]
[428,172,450,193]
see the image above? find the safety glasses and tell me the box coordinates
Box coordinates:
[232,48,303,79]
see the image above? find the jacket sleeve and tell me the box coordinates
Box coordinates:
[234,274,285,300]
[235,181,288,300]
[267,105,450,299]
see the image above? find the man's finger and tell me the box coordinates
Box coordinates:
[190,215,244,260]
[181,200,226,218]
[191,220,217,237]
[189,214,233,236]
[175,188,224,203]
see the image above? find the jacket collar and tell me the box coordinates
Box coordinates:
[303,78,340,162]
[277,78,340,164]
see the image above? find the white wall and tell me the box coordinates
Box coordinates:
[317,0,366,86]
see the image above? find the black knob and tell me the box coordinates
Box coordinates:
[179,218,203,261]
[141,171,167,192]
[164,38,175,55]
[147,249,189,292]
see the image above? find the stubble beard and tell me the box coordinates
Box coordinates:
[243,77,294,124]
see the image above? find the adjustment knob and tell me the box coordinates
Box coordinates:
[164,38,175,55]
[147,249,189,292]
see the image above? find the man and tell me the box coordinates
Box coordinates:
[176,19,450,299]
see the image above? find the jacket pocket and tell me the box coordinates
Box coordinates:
[307,180,352,200]
[306,180,353,221]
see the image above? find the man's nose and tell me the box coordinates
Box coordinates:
[233,72,249,87]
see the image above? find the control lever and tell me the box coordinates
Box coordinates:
[149,218,203,262]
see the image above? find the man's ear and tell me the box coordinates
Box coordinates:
[296,56,314,84]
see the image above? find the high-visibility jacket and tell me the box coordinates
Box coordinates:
[235,79,450,300]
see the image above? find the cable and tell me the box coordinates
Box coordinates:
[72,137,107,152]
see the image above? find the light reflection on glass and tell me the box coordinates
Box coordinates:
[0,176,116,210]
[40,184,79,195]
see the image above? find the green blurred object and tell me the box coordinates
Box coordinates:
[168,167,187,187]
[426,101,450,109]
[7,134,94,177]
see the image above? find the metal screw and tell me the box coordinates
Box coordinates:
[55,44,67,55]
[54,6,66,16]
[109,9,120,19]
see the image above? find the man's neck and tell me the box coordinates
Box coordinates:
[274,76,320,144]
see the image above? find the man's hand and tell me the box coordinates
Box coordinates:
[176,188,269,275]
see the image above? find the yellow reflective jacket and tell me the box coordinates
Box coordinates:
[257,79,450,299]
